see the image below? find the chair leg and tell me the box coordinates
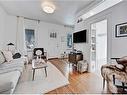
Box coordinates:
[113,75,115,85]
[113,75,125,91]
[32,69,35,81]
[103,78,105,89]
[122,82,125,91]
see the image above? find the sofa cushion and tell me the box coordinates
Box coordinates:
[0,51,6,64]
[0,67,23,74]
[0,71,20,94]
[0,56,26,74]
[2,51,13,62]
[12,57,26,65]
[0,81,13,93]
[0,62,24,74]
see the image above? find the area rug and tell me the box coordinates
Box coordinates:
[14,61,69,94]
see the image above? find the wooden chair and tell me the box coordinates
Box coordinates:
[33,48,47,61]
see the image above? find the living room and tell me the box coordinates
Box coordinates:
[0,0,127,94]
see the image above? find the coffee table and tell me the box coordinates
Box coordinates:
[32,59,48,80]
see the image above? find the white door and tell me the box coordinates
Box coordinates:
[90,19,107,75]
[48,32,60,59]
[96,20,107,75]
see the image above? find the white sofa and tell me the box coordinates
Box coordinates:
[0,50,27,94]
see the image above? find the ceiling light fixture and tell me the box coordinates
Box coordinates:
[42,2,55,14]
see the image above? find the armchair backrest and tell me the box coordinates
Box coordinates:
[33,48,44,56]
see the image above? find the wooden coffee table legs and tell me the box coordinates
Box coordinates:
[32,67,47,81]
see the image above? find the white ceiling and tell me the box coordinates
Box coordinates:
[0,0,101,26]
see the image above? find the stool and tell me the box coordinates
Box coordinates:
[77,60,88,73]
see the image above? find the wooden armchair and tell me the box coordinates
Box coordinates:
[111,57,127,92]
[101,56,127,93]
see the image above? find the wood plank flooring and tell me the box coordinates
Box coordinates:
[47,59,108,94]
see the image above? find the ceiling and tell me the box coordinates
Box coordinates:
[0,0,101,26]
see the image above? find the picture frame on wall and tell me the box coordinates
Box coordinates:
[115,22,127,37]
[50,32,57,38]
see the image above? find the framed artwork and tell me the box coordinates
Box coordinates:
[67,34,72,48]
[115,22,127,37]
[50,32,57,38]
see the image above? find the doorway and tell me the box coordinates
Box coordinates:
[90,19,107,75]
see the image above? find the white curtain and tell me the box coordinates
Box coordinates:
[34,20,40,47]
[16,16,27,55]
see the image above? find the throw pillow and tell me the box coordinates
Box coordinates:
[13,53,21,59]
[2,51,13,62]
[0,51,6,64]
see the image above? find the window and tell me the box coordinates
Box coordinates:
[25,29,35,50]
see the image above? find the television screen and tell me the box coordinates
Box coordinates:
[73,30,87,43]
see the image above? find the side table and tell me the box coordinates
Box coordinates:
[32,59,48,80]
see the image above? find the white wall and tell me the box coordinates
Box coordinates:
[74,1,127,70]
[0,5,73,58]
[111,2,127,57]
[24,19,73,59]
[4,15,17,47]
[37,22,73,58]
[0,6,6,49]
[0,6,17,50]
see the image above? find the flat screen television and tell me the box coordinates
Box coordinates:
[73,30,87,43]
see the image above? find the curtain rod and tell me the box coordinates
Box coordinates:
[17,16,74,28]
[17,16,40,22]
[24,17,40,22]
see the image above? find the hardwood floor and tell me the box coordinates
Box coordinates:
[47,59,108,94]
